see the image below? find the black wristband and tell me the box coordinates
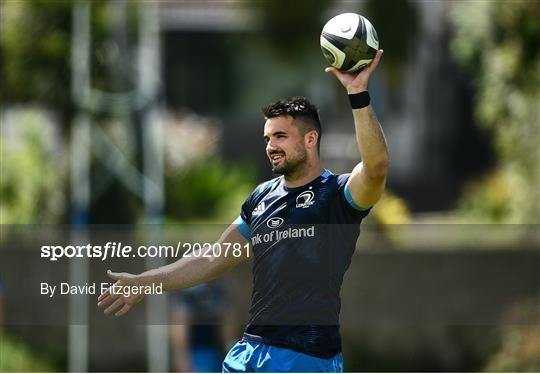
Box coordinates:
[348,91,370,109]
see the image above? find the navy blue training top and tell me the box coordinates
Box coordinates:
[234,170,370,358]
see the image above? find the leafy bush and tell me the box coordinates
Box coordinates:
[0,334,56,372]
[372,190,411,225]
[165,159,255,222]
[457,169,513,223]
[449,0,540,223]
[483,299,540,371]
[484,325,540,372]
[0,110,65,224]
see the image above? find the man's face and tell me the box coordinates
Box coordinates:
[264,116,308,175]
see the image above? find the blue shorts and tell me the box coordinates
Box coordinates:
[222,339,343,372]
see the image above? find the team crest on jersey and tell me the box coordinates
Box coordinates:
[252,201,265,216]
[266,217,284,228]
[296,191,315,208]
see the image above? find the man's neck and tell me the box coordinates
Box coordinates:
[283,160,325,188]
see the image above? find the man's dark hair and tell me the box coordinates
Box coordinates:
[262,96,322,152]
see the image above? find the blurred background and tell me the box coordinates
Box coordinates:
[0,0,539,372]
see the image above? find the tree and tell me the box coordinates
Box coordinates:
[450,0,540,223]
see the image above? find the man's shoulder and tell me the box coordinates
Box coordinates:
[241,177,282,218]
[254,176,282,193]
[322,170,351,188]
[248,176,283,201]
[336,173,351,185]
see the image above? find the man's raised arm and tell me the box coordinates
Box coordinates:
[325,50,389,208]
[97,224,249,317]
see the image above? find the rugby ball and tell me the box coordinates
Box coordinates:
[320,13,379,72]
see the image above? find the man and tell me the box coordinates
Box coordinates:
[170,283,233,372]
[98,50,388,372]
[0,278,3,337]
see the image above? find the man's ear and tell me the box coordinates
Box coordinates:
[305,130,319,150]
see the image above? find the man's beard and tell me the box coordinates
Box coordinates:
[271,149,308,176]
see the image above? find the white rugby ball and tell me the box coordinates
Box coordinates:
[320,13,379,72]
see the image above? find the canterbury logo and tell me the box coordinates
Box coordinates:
[296,191,315,208]
[252,202,265,216]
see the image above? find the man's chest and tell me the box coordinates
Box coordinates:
[249,185,336,231]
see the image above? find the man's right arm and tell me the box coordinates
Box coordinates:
[97,224,249,317]
[141,225,248,291]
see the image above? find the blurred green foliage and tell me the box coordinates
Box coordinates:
[0,112,65,224]
[250,0,332,61]
[457,169,512,223]
[364,0,418,88]
[484,325,540,371]
[0,0,137,111]
[165,159,254,222]
[0,334,57,372]
[450,0,540,223]
[0,0,72,112]
[372,190,411,225]
[483,298,540,371]
[344,325,500,372]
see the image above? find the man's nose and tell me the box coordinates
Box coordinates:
[266,141,277,152]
